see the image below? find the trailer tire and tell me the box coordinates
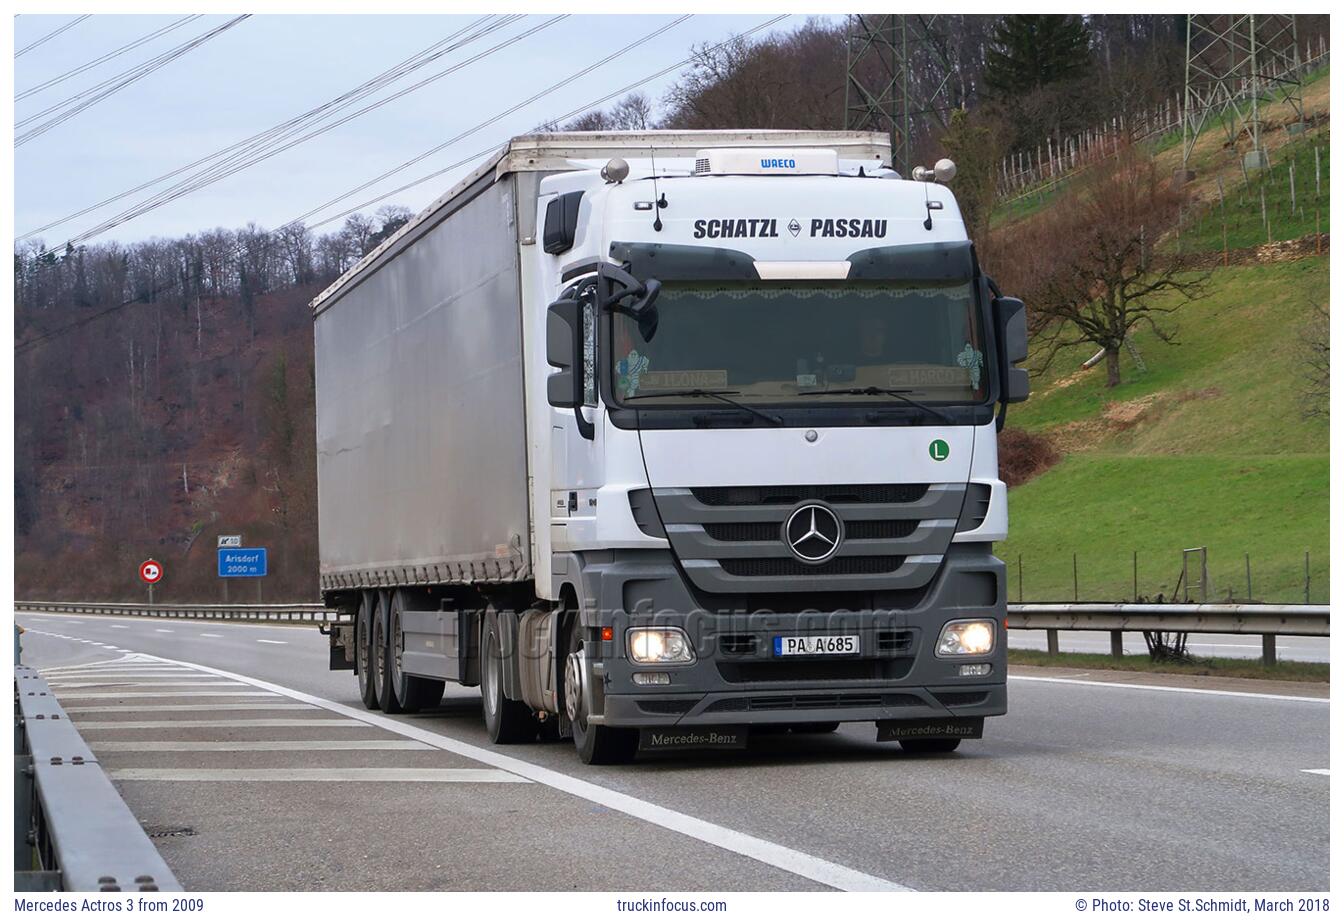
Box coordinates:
[389,591,445,714]
[564,620,637,765]
[355,592,379,711]
[898,738,962,754]
[373,591,403,714]
[481,610,536,744]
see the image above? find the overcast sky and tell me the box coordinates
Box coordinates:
[14,13,823,247]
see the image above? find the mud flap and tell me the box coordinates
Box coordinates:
[876,717,983,743]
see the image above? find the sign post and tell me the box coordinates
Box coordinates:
[139,558,163,604]
[217,536,242,602]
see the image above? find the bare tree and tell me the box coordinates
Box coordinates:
[1026,149,1210,387]
[1298,300,1328,419]
[608,92,655,130]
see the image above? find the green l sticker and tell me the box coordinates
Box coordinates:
[929,439,950,462]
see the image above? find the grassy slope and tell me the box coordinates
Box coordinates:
[995,251,1328,604]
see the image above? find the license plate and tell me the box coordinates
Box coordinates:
[773,635,859,656]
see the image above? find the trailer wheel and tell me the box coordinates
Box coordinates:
[355,592,379,710]
[564,620,637,765]
[372,591,403,714]
[480,609,536,744]
[899,738,961,754]
[389,591,445,713]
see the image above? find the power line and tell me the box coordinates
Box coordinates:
[38,15,561,251]
[16,15,202,101]
[302,15,790,233]
[16,15,251,146]
[18,14,508,243]
[15,15,792,353]
[15,14,91,57]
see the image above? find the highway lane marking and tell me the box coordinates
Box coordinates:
[154,629,174,633]
[48,676,247,684]
[93,739,434,752]
[54,691,282,699]
[1301,769,1330,776]
[200,633,223,638]
[143,653,909,892]
[1010,674,1328,704]
[74,718,368,729]
[108,767,529,783]
[108,625,129,629]
[257,639,287,645]
[18,611,320,633]
[65,703,316,713]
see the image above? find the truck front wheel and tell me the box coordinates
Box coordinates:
[564,622,637,765]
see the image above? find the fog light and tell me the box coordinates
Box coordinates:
[632,671,671,686]
[936,619,996,657]
[959,663,992,677]
[627,627,695,664]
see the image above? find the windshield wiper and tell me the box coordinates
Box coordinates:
[624,389,784,426]
[796,386,953,424]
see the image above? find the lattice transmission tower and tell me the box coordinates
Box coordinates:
[844,15,957,178]
[1181,14,1306,177]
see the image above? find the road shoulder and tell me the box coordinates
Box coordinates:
[1008,663,1329,699]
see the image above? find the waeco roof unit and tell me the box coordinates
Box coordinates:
[693,148,839,177]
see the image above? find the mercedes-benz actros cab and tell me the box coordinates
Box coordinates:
[313,130,1029,764]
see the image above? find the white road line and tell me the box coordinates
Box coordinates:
[108,767,528,783]
[49,676,247,684]
[108,625,129,629]
[154,629,173,633]
[1301,768,1330,776]
[142,652,907,892]
[55,691,279,699]
[1009,674,1329,704]
[74,718,367,730]
[200,633,223,638]
[256,639,287,645]
[64,703,316,713]
[93,740,435,752]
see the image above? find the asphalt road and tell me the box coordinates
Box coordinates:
[16,611,1330,893]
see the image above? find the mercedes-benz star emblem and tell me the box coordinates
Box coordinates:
[783,504,843,564]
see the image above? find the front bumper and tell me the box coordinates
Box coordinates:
[571,545,1008,730]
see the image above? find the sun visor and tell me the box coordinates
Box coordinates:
[846,240,975,281]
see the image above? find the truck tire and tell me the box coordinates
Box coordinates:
[899,738,962,754]
[480,609,536,744]
[564,620,637,765]
[372,591,403,714]
[389,591,445,714]
[355,591,379,711]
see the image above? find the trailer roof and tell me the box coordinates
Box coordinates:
[310,130,892,315]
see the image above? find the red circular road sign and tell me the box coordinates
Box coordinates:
[139,559,164,584]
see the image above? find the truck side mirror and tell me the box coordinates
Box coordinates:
[546,298,583,409]
[993,296,1030,404]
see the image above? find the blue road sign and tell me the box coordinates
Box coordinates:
[218,547,267,578]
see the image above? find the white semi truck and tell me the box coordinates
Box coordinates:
[313,130,1029,764]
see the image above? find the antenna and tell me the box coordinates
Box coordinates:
[649,146,663,233]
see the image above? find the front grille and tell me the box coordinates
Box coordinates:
[718,634,759,655]
[876,630,914,652]
[721,556,904,578]
[636,698,697,715]
[717,658,914,683]
[691,484,928,506]
[704,692,922,713]
[704,520,918,542]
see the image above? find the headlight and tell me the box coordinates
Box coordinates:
[628,627,695,664]
[936,619,996,657]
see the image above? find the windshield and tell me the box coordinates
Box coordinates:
[610,281,989,406]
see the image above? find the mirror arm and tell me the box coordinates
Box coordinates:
[574,405,594,440]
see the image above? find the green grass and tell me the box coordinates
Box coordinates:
[1000,258,1329,604]
[1176,126,1330,253]
[1008,649,1329,683]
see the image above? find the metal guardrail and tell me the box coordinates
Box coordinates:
[15,667,183,892]
[1007,603,1329,665]
[17,600,332,623]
